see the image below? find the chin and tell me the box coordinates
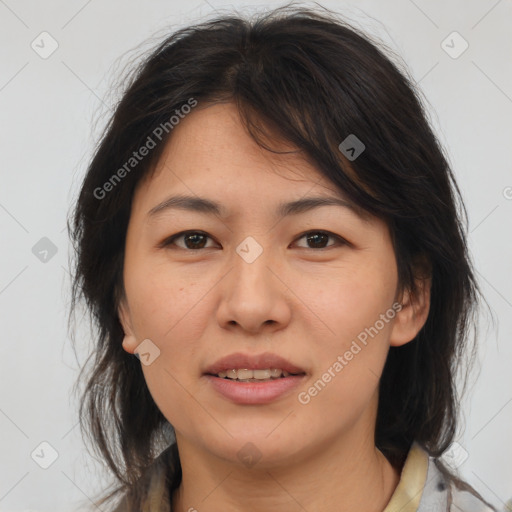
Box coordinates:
[203,433,307,470]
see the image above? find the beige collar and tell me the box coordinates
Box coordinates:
[383,442,429,512]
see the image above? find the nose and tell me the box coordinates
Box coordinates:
[215,241,292,335]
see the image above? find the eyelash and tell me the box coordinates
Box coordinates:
[159,230,350,251]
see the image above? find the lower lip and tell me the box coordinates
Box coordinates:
[204,374,306,405]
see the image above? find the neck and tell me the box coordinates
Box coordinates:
[171,431,400,512]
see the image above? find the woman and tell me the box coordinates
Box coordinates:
[69,4,497,511]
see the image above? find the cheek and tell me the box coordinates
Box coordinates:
[294,285,394,430]
[293,256,397,408]
[125,260,214,342]
[130,268,212,428]
[298,258,397,345]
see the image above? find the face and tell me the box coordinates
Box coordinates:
[118,101,429,469]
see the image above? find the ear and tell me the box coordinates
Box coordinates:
[118,298,138,354]
[389,274,431,347]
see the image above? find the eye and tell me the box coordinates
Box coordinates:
[160,230,218,250]
[159,229,349,251]
[293,230,348,250]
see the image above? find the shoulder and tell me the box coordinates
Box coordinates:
[417,449,497,512]
[384,441,497,512]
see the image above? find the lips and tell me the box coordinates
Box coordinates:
[203,352,307,376]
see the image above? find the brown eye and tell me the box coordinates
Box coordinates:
[161,231,217,250]
[160,229,347,251]
[294,231,346,249]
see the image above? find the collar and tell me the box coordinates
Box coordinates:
[383,442,429,512]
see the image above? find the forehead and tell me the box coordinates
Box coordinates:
[131,101,358,219]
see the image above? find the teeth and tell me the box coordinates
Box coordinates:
[216,368,295,380]
[254,369,272,379]
[237,369,255,380]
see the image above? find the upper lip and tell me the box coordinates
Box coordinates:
[204,352,307,375]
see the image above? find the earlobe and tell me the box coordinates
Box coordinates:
[389,277,431,347]
[118,299,138,354]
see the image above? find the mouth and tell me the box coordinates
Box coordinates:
[203,368,306,405]
[203,351,306,377]
[203,352,307,404]
[207,368,306,382]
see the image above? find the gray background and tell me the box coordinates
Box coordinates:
[0,0,511,510]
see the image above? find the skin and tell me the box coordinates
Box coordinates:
[118,101,430,512]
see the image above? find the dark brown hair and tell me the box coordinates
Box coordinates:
[68,3,484,510]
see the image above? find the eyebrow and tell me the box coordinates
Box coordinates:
[147,194,369,221]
